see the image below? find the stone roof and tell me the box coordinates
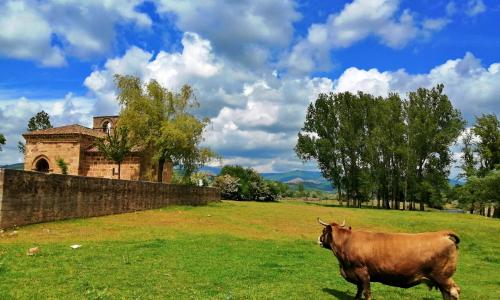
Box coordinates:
[23,124,106,138]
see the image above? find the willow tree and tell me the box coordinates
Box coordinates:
[115,75,216,182]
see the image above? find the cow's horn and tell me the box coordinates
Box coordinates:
[340,220,346,227]
[317,218,329,226]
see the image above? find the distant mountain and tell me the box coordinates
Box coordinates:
[0,163,24,170]
[261,170,334,191]
[199,166,221,175]
[261,170,325,182]
[199,167,333,191]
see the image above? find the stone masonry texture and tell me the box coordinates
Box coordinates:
[0,169,220,228]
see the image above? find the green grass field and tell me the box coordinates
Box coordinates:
[0,200,499,299]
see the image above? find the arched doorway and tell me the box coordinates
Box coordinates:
[35,158,50,173]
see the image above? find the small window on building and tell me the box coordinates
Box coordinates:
[35,158,50,173]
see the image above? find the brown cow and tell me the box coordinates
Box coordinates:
[317,218,460,300]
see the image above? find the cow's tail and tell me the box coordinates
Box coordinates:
[447,232,460,248]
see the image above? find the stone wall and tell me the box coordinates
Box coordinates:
[0,169,220,228]
[81,152,141,180]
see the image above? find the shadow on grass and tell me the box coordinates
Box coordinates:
[322,288,353,299]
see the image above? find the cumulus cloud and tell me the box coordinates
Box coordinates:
[82,32,334,172]
[0,1,65,66]
[0,0,151,66]
[332,52,500,120]
[285,0,448,74]
[155,0,300,67]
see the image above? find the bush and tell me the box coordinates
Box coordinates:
[213,174,240,200]
[216,165,284,201]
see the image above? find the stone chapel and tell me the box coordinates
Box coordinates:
[23,115,172,182]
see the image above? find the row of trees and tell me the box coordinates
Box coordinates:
[452,114,499,217]
[295,84,465,210]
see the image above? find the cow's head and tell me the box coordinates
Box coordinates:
[317,218,348,250]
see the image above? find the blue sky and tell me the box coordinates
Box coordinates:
[0,0,499,174]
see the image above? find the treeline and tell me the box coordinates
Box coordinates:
[451,114,499,217]
[296,84,465,210]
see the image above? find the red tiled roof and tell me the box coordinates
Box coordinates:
[23,124,106,138]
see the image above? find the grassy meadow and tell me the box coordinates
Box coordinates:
[0,200,499,299]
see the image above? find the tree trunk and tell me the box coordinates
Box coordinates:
[118,163,121,180]
[377,191,380,208]
[487,206,492,218]
[157,158,165,182]
[493,205,500,218]
[419,199,424,211]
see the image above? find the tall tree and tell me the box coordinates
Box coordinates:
[115,75,216,182]
[459,130,477,179]
[18,110,53,154]
[94,126,132,180]
[28,110,52,131]
[472,114,500,174]
[0,133,5,152]
[405,84,464,210]
[296,92,376,207]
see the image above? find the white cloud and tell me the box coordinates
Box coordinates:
[0,1,65,66]
[466,0,487,16]
[422,18,450,32]
[285,0,448,74]
[81,32,335,172]
[0,0,151,66]
[155,0,300,67]
[332,52,500,120]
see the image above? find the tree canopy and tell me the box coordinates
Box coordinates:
[114,75,216,182]
[18,110,53,154]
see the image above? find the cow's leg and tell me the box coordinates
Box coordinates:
[354,267,371,300]
[437,278,460,300]
[354,284,363,300]
[362,281,371,300]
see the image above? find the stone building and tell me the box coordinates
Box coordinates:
[23,115,172,182]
